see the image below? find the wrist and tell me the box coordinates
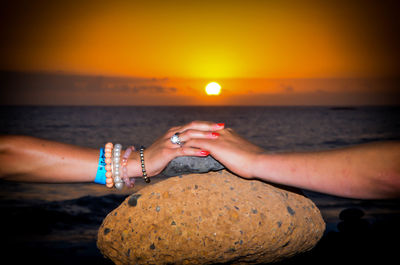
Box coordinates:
[127,151,142,177]
[252,152,271,180]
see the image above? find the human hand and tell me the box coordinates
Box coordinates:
[185,127,265,179]
[128,121,225,181]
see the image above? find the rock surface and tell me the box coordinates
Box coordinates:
[162,156,224,177]
[97,170,325,265]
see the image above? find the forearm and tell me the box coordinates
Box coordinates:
[254,142,400,199]
[0,135,142,183]
[0,135,100,182]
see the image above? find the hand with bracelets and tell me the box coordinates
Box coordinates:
[134,120,224,179]
[0,121,224,190]
[101,121,225,189]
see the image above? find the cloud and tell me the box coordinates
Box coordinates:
[129,85,177,93]
[73,76,177,94]
[0,71,177,94]
[280,84,294,93]
[100,83,177,93]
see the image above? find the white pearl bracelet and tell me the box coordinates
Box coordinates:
[113,143,124,190]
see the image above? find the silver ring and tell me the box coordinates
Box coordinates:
[170,132,183,146]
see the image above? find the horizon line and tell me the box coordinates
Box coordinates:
[1,104,399,108]
[1,69,399,80]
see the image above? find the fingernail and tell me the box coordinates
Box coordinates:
[217,123,225,127]
[199,151,210,156]
[211,132,220,137]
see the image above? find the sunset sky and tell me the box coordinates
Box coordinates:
[0,0,399,105]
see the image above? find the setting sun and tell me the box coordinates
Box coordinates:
[205,82,221,95]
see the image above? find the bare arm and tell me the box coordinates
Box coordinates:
[255,142,400,199]
[0,135,99,182]
[186,128,400,199]
[0,121,224,183]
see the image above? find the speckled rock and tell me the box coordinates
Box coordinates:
[97,170,325,265]
[162,156,224,177]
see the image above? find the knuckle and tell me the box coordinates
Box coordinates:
[183,139,192,146]
[185,129,195,137]
[183,139,194,147]
[177,131,188,140]
[177,147,187,156]
[186,138,196,145]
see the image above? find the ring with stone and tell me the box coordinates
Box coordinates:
[170,132,183,146]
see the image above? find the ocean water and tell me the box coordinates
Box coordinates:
[0,106,399,264]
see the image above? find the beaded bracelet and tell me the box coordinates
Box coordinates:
[122,146,136,188]
[140,146,151,183]
[104,142,114,188]
[94,148,107,184]
[99,143,147,188]
[113,143,124,190]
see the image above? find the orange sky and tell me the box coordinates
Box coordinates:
[0,0,399,105]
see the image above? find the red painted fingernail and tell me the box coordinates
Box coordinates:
[211,132,220,137]
[200,151,210,156]
[217,123,225,127]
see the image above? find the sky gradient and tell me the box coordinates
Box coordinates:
[0,0,399,105]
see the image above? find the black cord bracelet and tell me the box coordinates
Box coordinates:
[140,146,150,183]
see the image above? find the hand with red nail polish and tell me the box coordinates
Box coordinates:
[135,121,225,178]
[183,127,265,179]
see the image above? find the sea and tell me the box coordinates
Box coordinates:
[0,106,399,265]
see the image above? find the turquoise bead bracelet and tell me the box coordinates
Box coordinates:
[94,148,107,184]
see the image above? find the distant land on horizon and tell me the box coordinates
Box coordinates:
[1,71,399,106]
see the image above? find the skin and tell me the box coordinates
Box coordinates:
[1,121,399,199]
[0,121,224,183]
[186,127,400,199]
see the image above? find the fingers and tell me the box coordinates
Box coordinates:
[177,129,220,143]
[183,138,214,151]
[170,146,210,158]
[168,121,224,137]
[165,121,224,147]
[181,120,224,132]
[144,126,221,176]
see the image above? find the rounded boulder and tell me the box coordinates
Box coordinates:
[97,170,325,264]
